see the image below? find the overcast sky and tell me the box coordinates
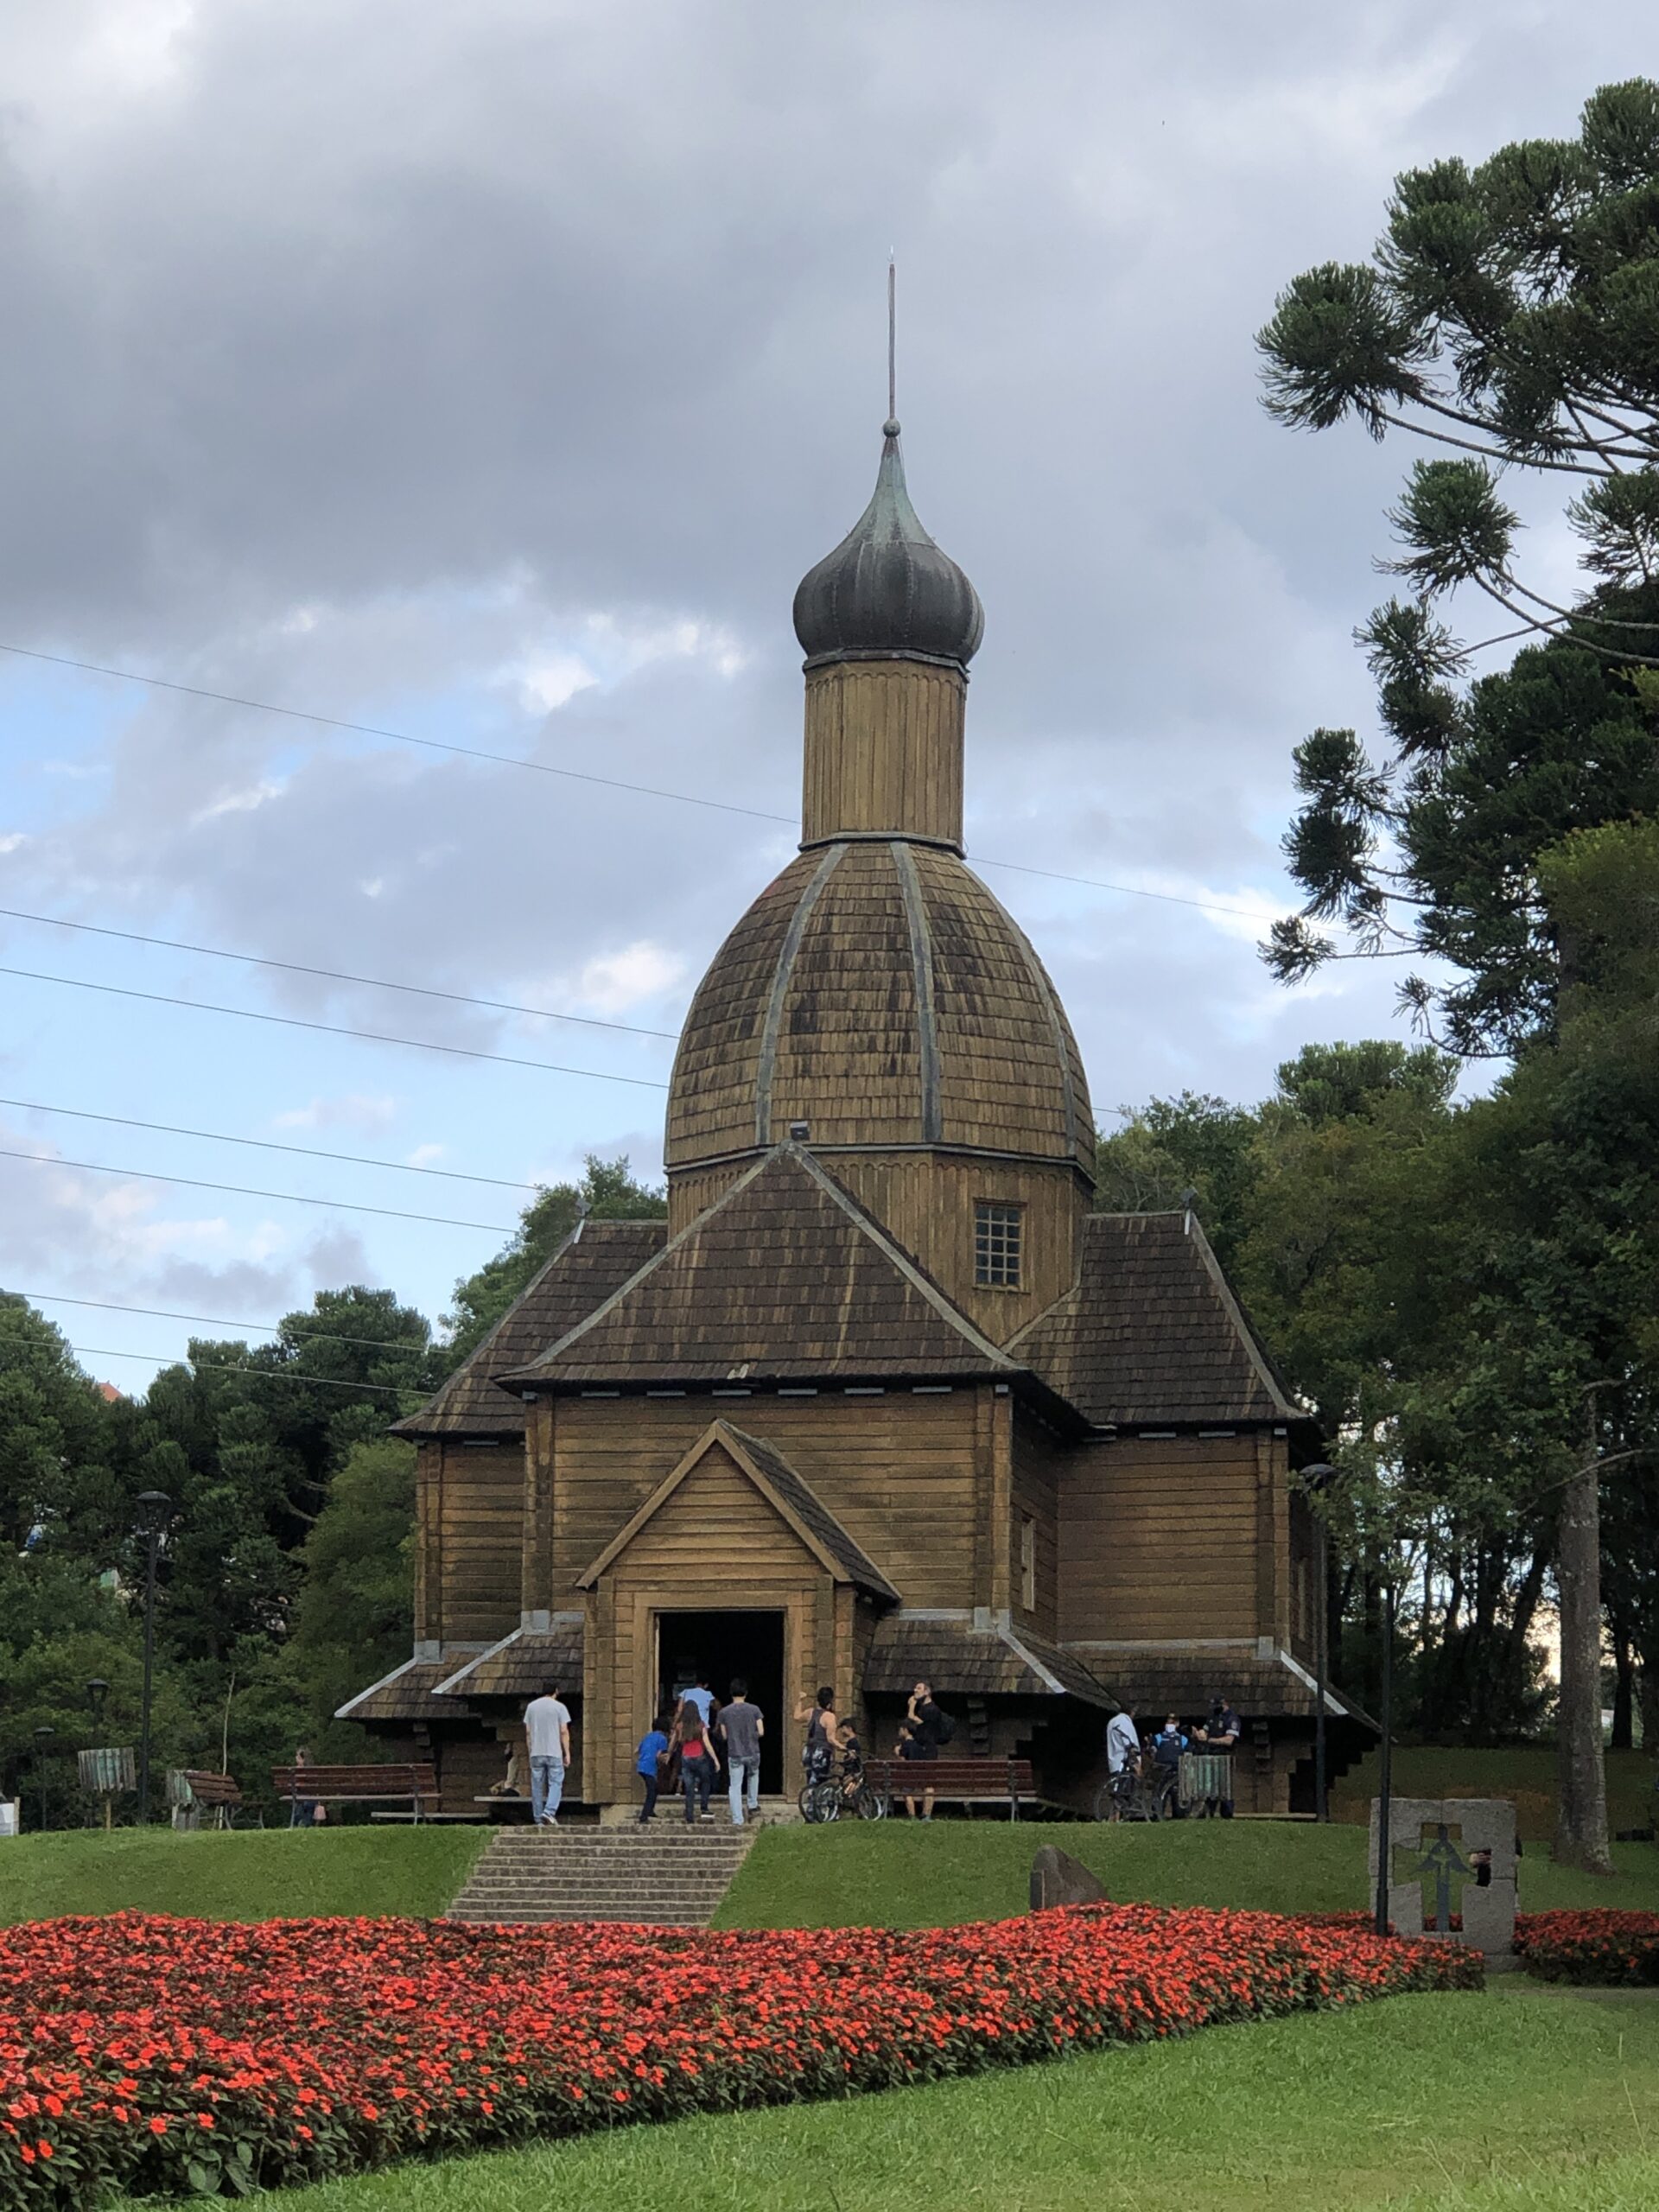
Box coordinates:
[0,0,1644,1390]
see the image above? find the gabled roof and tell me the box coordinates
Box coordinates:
[502,1143,1017,1391]
[1063,1642,1376,1728]
[1009,1211,1302,1429]
[576,1419,900,1601]
[393,1218,667,1437]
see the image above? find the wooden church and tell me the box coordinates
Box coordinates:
[340,414,1363,1815]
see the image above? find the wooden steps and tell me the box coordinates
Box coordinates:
[445,1823,758,1926]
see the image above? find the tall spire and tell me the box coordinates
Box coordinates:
[791,277,983,673]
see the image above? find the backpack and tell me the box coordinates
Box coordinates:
[933,1706,957,1745]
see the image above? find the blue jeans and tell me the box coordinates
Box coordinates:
[682,1758,713,1821]
[531,1756,564,1823]
[728,1756,760,1824]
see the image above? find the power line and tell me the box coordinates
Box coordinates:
[0,963,671,1090]
[0,639,1272,923]
[0,1093,545,1192]
[0,905,680,1043]
[0,640,790,824]
[10,1285,448,1355]
[0,1143,513,1232]
[0,1338,419,1397]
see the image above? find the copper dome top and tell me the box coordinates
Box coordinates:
[791,423,984,671]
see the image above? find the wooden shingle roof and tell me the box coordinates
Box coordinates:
[1065,1645,1374,1728]
[864,1616,1116,1709]
[502,1145,1018,1391]
[1010,1212,1302,1429]
[334,1654,479,1723]
[664,841,1093,1173]
[392,1218,667,1437]
[434,1624,584,1702]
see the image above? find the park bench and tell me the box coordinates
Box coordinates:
[167,1769,245,1830]
[865,1756,1035,1819]
[270,1763,438,1822]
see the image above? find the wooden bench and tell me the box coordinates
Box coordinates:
[865,1758,1035,1820]
[270,1763,438,1822]
[167,1770,244,1830]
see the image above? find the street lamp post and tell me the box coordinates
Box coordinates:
[1373,1579,1396,1939]
[32,1726,54,1834]
[133,1492,172,1825]
[86,1678,109,1729]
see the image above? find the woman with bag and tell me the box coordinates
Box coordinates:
[677,1709,718,1822]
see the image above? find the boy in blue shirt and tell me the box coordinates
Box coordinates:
[635,1713,671,1823]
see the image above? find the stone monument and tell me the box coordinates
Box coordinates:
[1369,1796,1517,1967]
[1029,1845,1109,1911]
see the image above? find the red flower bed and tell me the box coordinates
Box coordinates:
[1513,1910,1659,1984]
[1,1907,1478,2208]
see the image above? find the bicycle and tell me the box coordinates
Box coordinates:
[800,1749,887,1822]
[1092,1754,1178,1823]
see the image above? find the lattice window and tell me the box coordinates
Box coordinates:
[975,1201,1024,1288]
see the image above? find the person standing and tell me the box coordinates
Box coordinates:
[289,1745,322,1828]
[1194,1695,1241,1819]
[524,1681,572,1828]
[719,1677,765,1827]
[680,1672,716,1729]
[634,1712,671,1824]
[794,1686,842,1783]
[677,1711,717,1822]
[905,1679,950,1821]
[1104,1708,1140,1776]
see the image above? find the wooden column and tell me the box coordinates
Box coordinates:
[522,1401,555,1621]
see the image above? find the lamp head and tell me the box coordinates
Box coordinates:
[133,1490,172,1537]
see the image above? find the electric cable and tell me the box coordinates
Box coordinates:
[10,1286,466,1354]
[0,1142,513,1232]
[0,1338,421,1395]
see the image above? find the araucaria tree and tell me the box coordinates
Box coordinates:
[1256,79,1659,1872]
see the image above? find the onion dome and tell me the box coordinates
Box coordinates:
[791,422,984,671]
[665,841,1091,1173]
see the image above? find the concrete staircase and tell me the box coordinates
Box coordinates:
[445,1822,759,1926]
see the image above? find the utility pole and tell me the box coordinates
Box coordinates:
[1553,1394,1613,1874]
[134,1491,172,1826]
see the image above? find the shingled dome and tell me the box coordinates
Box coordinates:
[791,422,984,671]
[665,839,1092,1172]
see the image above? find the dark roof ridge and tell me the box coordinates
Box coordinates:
[500,1149,784,1379]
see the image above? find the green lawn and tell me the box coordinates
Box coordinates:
[238,1980,1659,2212]
[715,1816,1659,1929]
[1332,1745,1656,1844]
[0,1825,489,1927]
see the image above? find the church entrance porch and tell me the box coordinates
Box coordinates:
[658,1608,786,1796]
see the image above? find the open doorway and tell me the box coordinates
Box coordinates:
[657,1609,786,1796]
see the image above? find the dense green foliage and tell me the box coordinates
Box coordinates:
[0,1158,662,1823]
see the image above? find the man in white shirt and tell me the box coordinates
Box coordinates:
[1104,1708,1140,1776]
[524,1682,573,1827]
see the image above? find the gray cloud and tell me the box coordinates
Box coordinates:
[0,0,1632,1368]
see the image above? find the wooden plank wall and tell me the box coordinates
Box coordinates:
[826,1153,1084,1341]
[1057,1433,1269,1644]
[1010,1407,1061,1638]
[801,661,965,848]
[429,1441,524,1645]
[539,1390,987,1611]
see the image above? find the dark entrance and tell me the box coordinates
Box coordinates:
[656,1609,786,1796]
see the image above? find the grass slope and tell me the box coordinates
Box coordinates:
[241,1981,1659,2212]
[1332,1746,1656,1843]
[0,1827,490,1927]
[715,1818,1659,1929]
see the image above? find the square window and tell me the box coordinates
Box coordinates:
[975,1201,1024,1288]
